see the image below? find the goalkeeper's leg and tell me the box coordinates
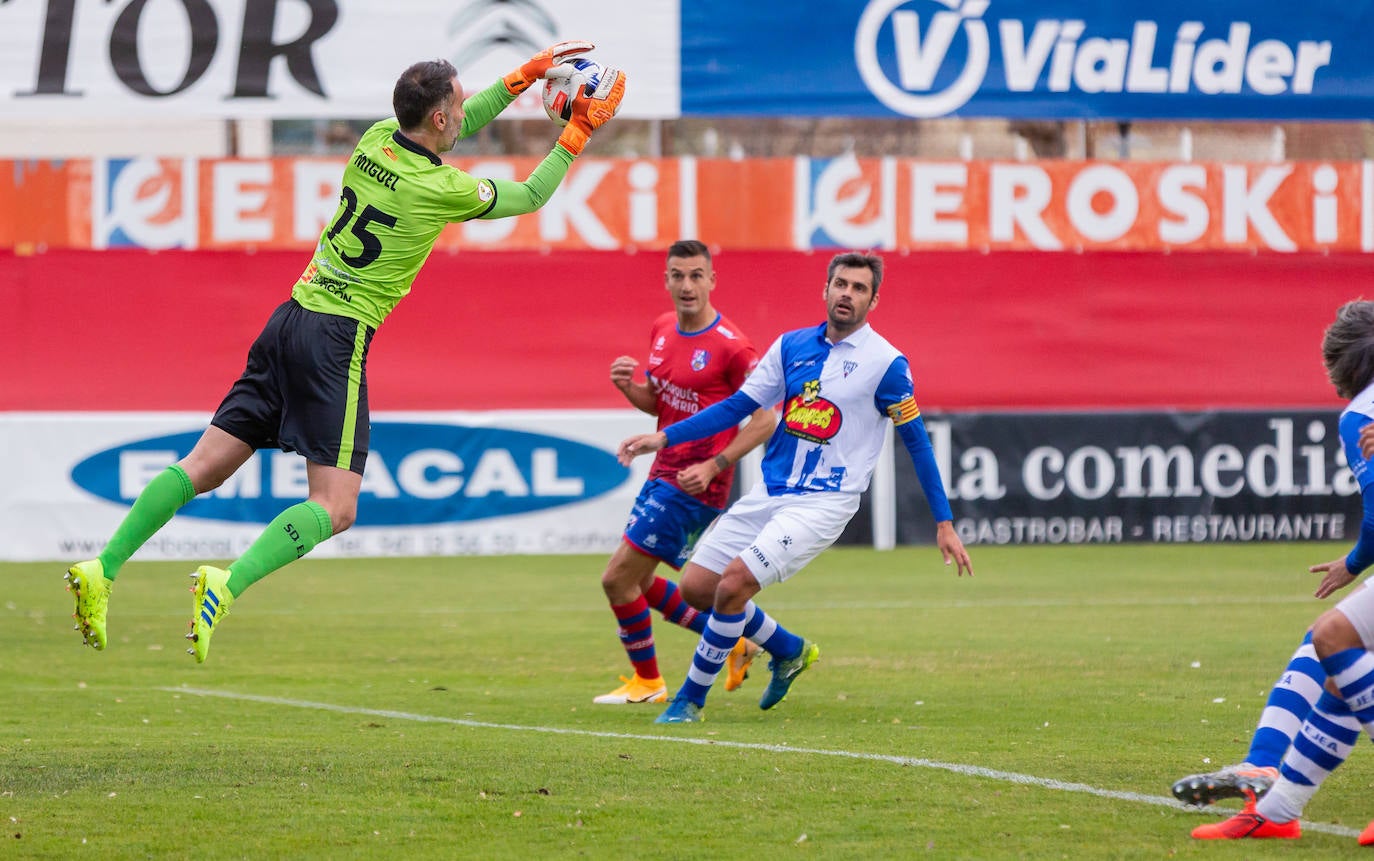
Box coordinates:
[67,428,252,650]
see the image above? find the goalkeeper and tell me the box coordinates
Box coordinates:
[64,45,627,663]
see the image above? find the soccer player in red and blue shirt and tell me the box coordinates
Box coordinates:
[594,240,776,705]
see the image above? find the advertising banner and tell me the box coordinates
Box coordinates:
[5,156,1374,254]
[683,1,1373,120]
[3,408,1355,560]
[892,411,1360,545]
[0,411,654,562]
[3,248,1365,414]
[4,1,1369,122]
[0,0,677,121]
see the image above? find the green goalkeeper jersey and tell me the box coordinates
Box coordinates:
[291,76,578,328]
[292,118,497,328]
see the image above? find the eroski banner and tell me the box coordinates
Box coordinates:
[885,411,1361,546]
[6,156,1373,253]
[683,0,1372,120]
[0,411,656,562]
[0,0,677,120]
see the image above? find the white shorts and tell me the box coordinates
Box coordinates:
[1336,582,1374,647]
[689,485,861,588]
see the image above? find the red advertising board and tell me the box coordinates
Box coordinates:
[3,248,1365,412]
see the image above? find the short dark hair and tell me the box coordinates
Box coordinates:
[826,251,884,294]
[1323,300,1374,399]
[393,59,457,130]
[667,239,711,263]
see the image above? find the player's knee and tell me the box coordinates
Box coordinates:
[714,569,758,613]
[600,566,626,594]
[678,566,717,609]
[325,504,356,535]
[1311,609,1362,659]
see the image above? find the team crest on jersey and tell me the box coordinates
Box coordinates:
[691,349,710,371]
[783,379,842,443]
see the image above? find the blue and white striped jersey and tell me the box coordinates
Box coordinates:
[740,322,918,496]
[1341,380,1374,492]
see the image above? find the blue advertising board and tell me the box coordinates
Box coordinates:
[681,0,1374,120]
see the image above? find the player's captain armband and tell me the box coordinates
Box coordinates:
[886,396,921,425]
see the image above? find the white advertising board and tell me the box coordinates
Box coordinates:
[0,0,678,120]
[0,410,662,562]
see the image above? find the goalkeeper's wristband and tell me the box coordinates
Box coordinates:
[557,125,590,156]
[502,70,533,96]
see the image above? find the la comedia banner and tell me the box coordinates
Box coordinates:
[884,410,1362,547]
[2,1,1371,122]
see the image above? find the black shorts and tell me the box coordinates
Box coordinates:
[211,299,374,475]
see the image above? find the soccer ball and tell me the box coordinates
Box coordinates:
[542,58,606,127]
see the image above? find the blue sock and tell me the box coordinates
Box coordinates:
[1327,647,1374,732]
[677,610,745,707]
[1246,632,1325,768]
[1260,689,1362,823]
[741,601,802,660]
[1278,691,1360,787]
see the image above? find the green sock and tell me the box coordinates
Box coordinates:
[98,464,196,581]
[225,501,333,597]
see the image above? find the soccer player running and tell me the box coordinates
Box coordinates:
[616,251,973,723]
[1189,300,1374,844]
[63,44,627,662]
[594,241,776,706]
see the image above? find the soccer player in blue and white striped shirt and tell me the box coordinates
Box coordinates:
[617,251,973,723]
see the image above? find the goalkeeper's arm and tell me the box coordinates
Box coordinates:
[474,66,628,219]
[478,146,574,219]
[457,81,517,140]
[459,41,596,138]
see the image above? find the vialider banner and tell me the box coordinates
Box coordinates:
[683,0,1374,120]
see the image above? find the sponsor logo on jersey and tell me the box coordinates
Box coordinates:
[477,180,494,202]
[843,360,859,377]
[691,349,710,371]
[784,379,843,443]
[70,423,627,525]
[382,146,397,161]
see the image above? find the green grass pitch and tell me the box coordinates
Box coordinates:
[5,543,1374,858]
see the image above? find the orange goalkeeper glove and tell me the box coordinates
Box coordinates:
[556,67,627,156]
[502,40,595,96]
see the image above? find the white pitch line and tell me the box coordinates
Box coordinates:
[160,686,1360,839]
